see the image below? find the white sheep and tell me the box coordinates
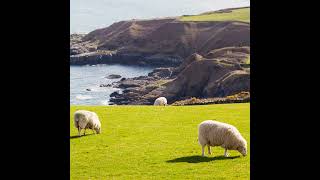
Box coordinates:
[154,97,167,106]
[74,110,101,136]
[198,120,247,157]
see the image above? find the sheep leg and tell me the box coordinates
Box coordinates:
[208,146,212,155]
[78,127,81,137]
[84,128,86,135]
[224,149,229,157]
[201,145,206,157]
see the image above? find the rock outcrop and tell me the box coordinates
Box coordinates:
[109,46,250,105]
[106,74,122,79]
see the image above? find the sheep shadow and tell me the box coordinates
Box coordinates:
[70,133,94,139]
[166,155,240,163]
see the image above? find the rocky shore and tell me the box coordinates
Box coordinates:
[109,47,250,105]
[70,51,183,67]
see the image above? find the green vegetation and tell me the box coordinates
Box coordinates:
[180,7,250,23]
[71,103,250,179]
[145,79,171,90]
[246,56,250,64]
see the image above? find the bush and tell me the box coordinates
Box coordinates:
[172,91,250,106]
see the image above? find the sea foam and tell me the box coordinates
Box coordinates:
[76,95,93,100]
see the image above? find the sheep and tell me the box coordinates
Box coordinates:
[154,97,167,106]
[198,120,247,157]
[74,110,101,136]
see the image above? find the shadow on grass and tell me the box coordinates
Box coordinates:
[166,155,241,163]
[70,133,95,139]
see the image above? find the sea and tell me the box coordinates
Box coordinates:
[70,64,153,105]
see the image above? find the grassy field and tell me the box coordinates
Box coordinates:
[70,103,250,179]
[179,7,250,23]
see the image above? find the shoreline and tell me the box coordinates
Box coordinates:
[70,64,155,105]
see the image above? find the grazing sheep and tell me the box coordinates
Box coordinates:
[154,97,167,106]
[74,110,101,136]
[198,120,247,157]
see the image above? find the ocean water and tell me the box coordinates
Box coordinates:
[70,64,153,105]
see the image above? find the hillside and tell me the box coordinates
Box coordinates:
[180,7,250,22]
[70,103,250,179]
[84,20,249,56]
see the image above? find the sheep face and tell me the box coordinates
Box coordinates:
[95,127,101,134]
[238,145,247,156]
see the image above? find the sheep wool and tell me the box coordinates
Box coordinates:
[154,97,167,106]
[74,110,101,136]
[198,120,247,157]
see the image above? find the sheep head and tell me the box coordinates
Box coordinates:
[237,139,247,156]
[95,127,101,134]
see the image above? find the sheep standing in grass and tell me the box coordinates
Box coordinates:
[154,97,167,106]
[74,110,101,136]
[198,120,247,157]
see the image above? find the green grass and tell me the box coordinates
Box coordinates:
[179,7,250,23]
[71,103,250,179]
[246,56,250,64]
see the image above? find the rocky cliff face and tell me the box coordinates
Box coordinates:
[70,18,249,66]
[109,46,250,105]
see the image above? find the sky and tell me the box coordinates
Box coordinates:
[70,0,250,34]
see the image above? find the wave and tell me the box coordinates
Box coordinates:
[75,95,93,100]
[100,100,109,105]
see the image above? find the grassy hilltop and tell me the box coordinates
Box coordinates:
[179,7,250,22]
[70,103,250,179]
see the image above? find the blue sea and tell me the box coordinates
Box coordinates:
[70,65,153,105]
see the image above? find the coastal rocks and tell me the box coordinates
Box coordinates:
[109,87,143,105]
[70,51,183,66]
[110,91,119,97]
[106,74,122,79]
[70,34,85,45]
[148,68,173,79]
[116,79,147,88]
[100,84,112,87]
[203,70,250,97]
[166,61,240,96]
[70,45,89,55]
[70,34,98,55]
[109,46,250,105]
[109,75,171,105]
[143,54,183,67]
